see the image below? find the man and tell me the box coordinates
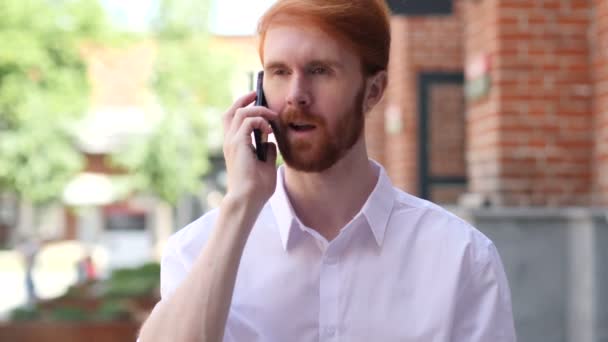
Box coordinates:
[139,0,517,341]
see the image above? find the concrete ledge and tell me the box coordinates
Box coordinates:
[446,206,608,342]
[449,206,607,221]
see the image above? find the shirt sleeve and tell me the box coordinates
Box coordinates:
[159,234,189,300]
[451,243,517,341]
[155,228,237,342]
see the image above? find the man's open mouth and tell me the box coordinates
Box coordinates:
[289,123,317,132]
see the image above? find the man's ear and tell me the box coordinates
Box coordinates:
[363,70,388,113]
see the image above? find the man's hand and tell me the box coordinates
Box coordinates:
[222,91,279,206]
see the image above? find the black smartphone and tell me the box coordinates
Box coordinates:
[254,71,268,161]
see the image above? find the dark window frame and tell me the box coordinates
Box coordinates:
[387,0,453,16]
[418,72,466,200]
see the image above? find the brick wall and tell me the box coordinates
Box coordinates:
[381,0,464,194]
[365,97,387,166]
[464,0,593,206]
[381,18,411,191]
[592,0,608,205]
[464,0,500,202]
[82,42,156,108]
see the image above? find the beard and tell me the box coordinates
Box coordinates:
[272,86,366,173]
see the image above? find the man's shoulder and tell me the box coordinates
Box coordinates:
[390,187,494,257]
[164,208,221,258]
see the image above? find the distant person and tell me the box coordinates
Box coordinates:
[139,1,516,341]
[83,255,97,281]
[76,254,97,284]
[17,237,40,307]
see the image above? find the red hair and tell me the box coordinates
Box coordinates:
[257,0,391,76]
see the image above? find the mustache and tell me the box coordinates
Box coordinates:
[279,107,324,126]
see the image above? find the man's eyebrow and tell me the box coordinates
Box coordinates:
[306,59,343,69]
[264,61,289,70]
[264,59,344,70]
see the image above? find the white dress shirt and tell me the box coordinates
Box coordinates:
[157,161,517,341]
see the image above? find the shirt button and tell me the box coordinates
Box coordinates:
[325,326,336,337]
[324,256,339,265]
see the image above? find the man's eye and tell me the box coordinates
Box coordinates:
[273,69,288,76]
[310,67,327,75]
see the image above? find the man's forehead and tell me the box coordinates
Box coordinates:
[262,24,352,67]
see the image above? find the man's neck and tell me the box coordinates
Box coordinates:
[283,140,378,241]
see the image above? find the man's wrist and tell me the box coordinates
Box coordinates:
[223,188,266,211]
[221,191,266,224]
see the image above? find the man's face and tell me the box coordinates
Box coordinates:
[262,24,367,172]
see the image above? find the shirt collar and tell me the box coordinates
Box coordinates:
[269,160,396,251]
[269,166,299,251]
[361,160,396,247]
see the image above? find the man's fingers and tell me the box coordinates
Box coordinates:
[235,117,273,142]
[230,107,278,135]
[227,91,257,115]
[223,91,257,130]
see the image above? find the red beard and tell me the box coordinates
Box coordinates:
[273,88,365,172]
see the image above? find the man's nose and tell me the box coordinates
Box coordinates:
[286,76,311,107]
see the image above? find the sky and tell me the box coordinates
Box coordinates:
[209,0,276,35]
[101,0,276,36]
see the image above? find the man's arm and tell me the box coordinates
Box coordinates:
[138,195,263,342]
[451,243,517,341]
[138,91,278,342]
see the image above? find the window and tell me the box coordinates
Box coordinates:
[387,0,453,15]
[104,204,146,231]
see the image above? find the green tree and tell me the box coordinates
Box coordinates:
[110,0,235,210]
[0,0,114,213]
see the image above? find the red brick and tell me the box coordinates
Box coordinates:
[375,0,603,205]
[463,0,596,205]
[593,0,608,204]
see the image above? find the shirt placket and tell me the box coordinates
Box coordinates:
[319,247,341,341]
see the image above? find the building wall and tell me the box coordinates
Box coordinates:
[365,97,387,166]
[381,1,464,194]
[82,41,156,108]
[453,207,608,342]
[592,0,608,206]
[462,0,595,206]
[429,83,467,202]
[463,0,501,203]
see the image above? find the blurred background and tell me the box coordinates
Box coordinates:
[0,0,606,341]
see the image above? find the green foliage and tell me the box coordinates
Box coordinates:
[150,0,211,38]
[123,261,160,277]
[0,0,115,204]
[0,0,235,209]
[0,0,112,127]
[152,36,234,111]
[111,0,235,205]
[48,306,89,322]
[102,262,160,298]
[10,306,41,321]
[92,300,131,321]
[10,262,160,322]
[109,109,211,205]
[0,117,83,204]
